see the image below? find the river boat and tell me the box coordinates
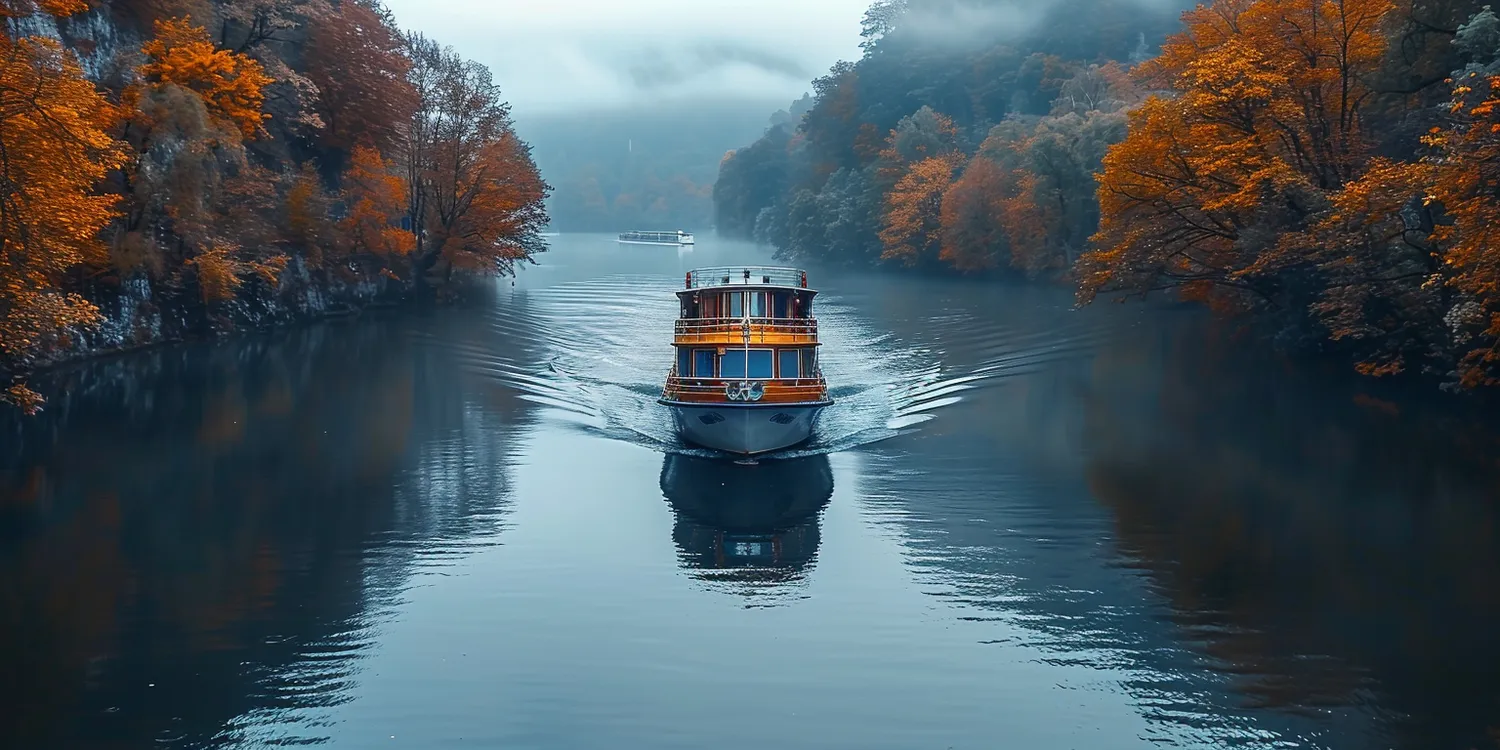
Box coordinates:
[659,266,832,456]
[619,230,695,246]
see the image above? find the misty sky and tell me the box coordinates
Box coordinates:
[382,0,871,116]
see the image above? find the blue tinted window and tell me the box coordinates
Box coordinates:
[750,292,766,317]
[773,293,790,318]
[694,349,716,377]
[677,348,690,376]
[779,349,799,379]
[747,350,774,379]
[801,348,817,377]
[729,293,743,317]
[720,350,747,378]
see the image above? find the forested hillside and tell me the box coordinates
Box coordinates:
[716,0,1500,389]
[0,0,549,411]
[714,0,1183,272]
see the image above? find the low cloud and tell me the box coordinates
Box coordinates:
[382,0,868,116]
[621,43,810,90]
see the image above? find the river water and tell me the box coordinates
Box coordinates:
[3,234,1499,750]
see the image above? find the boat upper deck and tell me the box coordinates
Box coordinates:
[682,266,813,292]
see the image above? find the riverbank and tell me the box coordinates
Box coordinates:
[4,257,405,409]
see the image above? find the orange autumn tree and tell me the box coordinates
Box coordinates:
[337,144,414,270]
[880,153,963,267]
[939,156,1013,273]
[137,17,273,138]
[1078,0,1396,311]
[125,17,285,306]
[434,131,549,278]
[0,4,128,411]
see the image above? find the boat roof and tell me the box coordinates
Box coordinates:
[679,266,816,293]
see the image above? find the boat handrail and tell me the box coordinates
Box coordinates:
[674,317,818,331]
[666,375,826,386]
[685,267,808,289]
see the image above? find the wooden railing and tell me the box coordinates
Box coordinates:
[673,317,819,345]
[661,375,830,405]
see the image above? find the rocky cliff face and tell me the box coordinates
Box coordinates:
[66,258,406,368]
[8,6,415,372]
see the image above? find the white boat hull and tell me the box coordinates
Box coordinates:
[661,401,827,455]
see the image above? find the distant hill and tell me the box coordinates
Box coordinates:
[518,100,792,233]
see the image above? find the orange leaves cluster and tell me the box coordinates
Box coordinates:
[436,132,549,276]
[1082,0,1397,310]
[0,34,127,410]
[879,154,963,266]
[0,0,88,18]
[137,18,272,138]
[338,144,414,264]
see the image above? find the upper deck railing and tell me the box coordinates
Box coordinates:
[674,317,818,345]
[685,267,808,289]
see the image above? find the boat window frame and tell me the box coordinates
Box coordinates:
[693,348,717,378]
[800,347,818,378]
[749,291,767,318]
[772,292,790,319]
[719,349,748,379]
[677,347,691,377]
[778,348,800,379]
[746,349,774,379]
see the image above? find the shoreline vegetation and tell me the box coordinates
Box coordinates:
[715,0,1500,392]
[0,0,549,413]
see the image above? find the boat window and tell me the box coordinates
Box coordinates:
[694,349,716,377]
[720,350,747,379]
[779,349,799,379]
[702,294,718,318]
[749,292,766,318]
[800,348,817,377]
[773,293,790,319]
[678,348,691,376]
[747,350,774,379]
[729,292,744,318]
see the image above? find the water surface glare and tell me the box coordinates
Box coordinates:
[3,234,1500,749]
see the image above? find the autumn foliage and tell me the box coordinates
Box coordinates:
[137,17,273,138]
[1077,0,1500,387]
[0,0,548,411]
[0,9,125,411]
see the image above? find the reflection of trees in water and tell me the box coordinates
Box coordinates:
[0,313,537,749]
[660,454,833,598]
[1082,321,1500,750]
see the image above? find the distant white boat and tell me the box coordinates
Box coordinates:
[619,230,694,246]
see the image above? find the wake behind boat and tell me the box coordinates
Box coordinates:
[659,266,832,456]
[619,230,694,246]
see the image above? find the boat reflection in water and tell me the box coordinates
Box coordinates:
[659,453,833,586]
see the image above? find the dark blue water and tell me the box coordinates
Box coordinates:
[3,234,1498,749]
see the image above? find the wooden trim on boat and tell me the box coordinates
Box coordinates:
[673,318,820,346]
[661,377,830,405]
